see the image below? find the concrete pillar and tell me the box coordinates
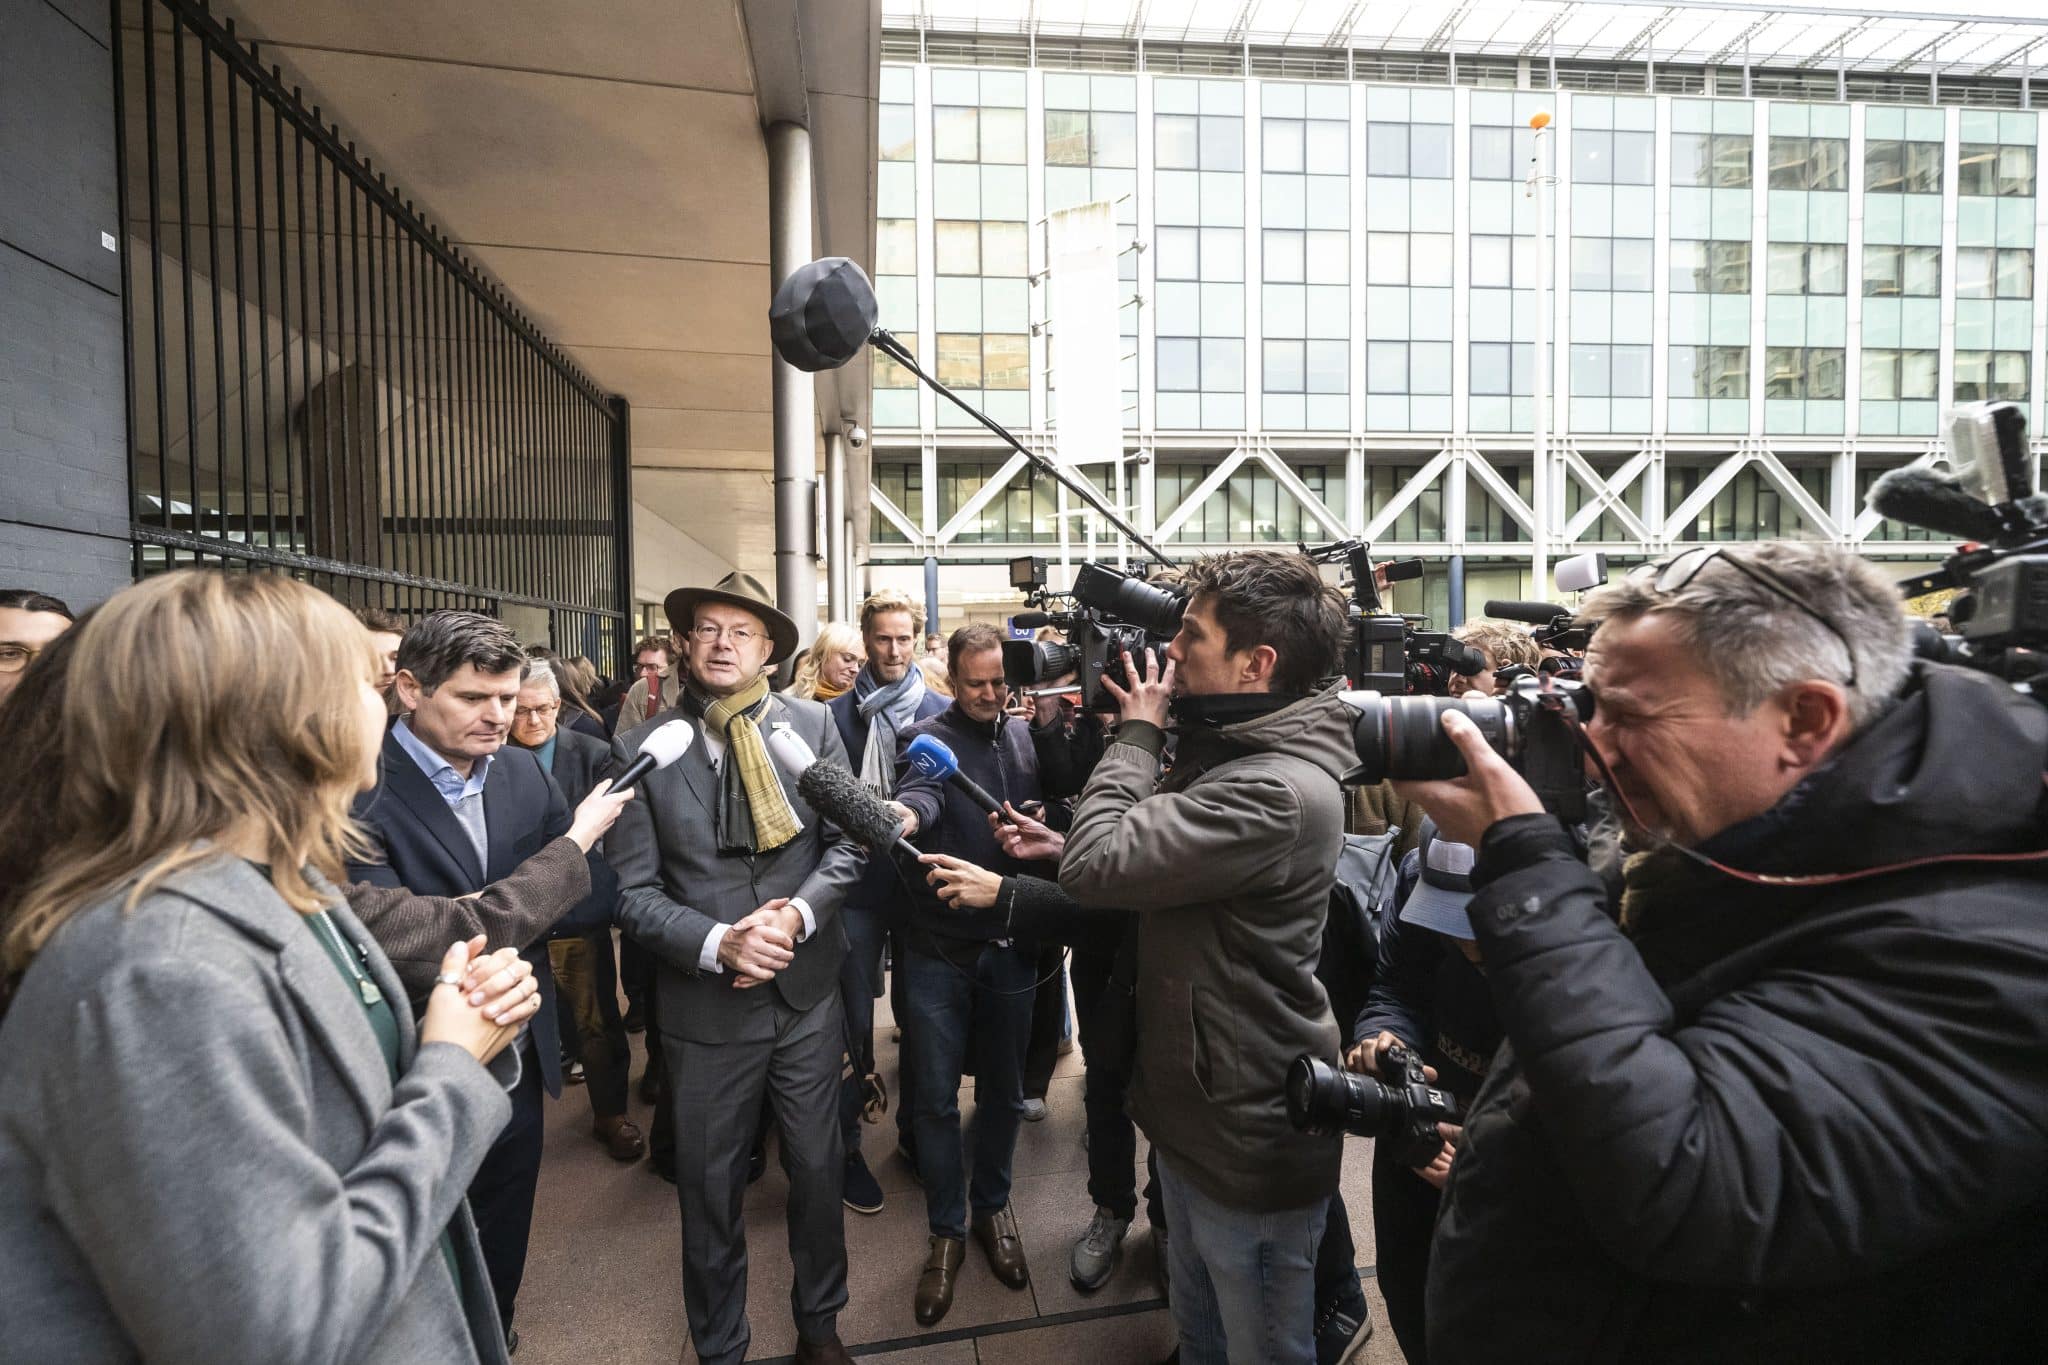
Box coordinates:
[768,120,818,647]
[824,430,851,621]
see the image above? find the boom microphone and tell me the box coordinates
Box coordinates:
[613,719,694,793]
[1484,599,1572,625]
[769,257,878,372]
[1011,610,1055,629]
[796,761,919,859]
[1865,465,2007,544]
[904,734,1014,824]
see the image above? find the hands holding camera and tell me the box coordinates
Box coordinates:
[1102,649,1175,730]
[1344,1030,1463,1191]
[1390,709,1546,848]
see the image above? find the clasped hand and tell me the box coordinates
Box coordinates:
[419,935,539,1065]
[722,897,802,989]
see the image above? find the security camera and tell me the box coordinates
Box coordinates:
[846,425,868,450]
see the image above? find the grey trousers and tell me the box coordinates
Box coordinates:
[665,991,849,1365]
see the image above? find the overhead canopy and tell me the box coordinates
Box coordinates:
[885,0,2048,80]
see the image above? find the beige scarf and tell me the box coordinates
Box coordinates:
[688,675,801,853]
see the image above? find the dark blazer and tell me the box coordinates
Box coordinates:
[349,729,573,1095]
[827,681,948,910]
[607,692,865,1044]
[538,728,619,936]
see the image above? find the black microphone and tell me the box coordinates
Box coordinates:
[769,257,878,372]
[1484,599,1571,625]
[613,719,694,793]
[1866,465,2006,543]
[1011,610,1054,629]
[796,761,919,859]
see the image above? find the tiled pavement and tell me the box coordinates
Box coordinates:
[514,982,1403,1365]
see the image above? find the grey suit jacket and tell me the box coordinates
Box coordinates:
[0,856,513,1365]
[607,691,865,1042]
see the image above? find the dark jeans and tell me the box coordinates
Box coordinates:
[838,904,906,1152]
[899,938,1035,1239]
[1372,1138,1442,1365]
[471,1041,545,1329]
[1317,1191,1366,1310]
[1022,945,1068,1099]
[1071,947,1142,1221]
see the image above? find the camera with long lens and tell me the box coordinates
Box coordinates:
[1284,1042,1460,1167]
[1869,403,2048,697]
[1297,538,1484,695]
[1003,560,1187,712]
[1339,671,1595,822]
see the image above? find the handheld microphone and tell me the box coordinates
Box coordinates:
[612,719,694,793]
[796,761,919,859]
[765,725,818,777]
[1484,599,1572,625]
[1865,466,2005,544]
[904,734,1014,824]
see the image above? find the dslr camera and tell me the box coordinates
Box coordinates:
[1285,1042,1460,1168]
[1871,403,2048,696]
[1338,672,1595,822]
[1003,558,1187,712]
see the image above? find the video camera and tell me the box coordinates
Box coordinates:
[1298,538,1486,696]
[1868,403,2048,695]
[1002,557,1187,712]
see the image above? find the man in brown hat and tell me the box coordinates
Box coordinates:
[606,571,866,1365]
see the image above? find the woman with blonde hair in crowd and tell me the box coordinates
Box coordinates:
[0,571,549,1364]
[789,620,865,701]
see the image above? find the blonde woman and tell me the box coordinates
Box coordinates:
[789,621,865,701]
[0,572,548,1364]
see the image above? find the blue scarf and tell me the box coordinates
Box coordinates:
[854,662,927,795]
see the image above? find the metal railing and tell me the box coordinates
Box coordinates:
[111,0,633,671]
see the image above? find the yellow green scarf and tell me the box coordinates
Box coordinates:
[689,675,801,854]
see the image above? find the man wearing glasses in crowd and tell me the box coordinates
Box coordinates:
[1394,540,2048,1365]
[0,590,73,706]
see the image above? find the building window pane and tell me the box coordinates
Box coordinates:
[880,105,915,161]
[1571,237,1611,291]
[1308,121,1350,169]
[1471,234,1513,288]
[1862,349,1899,401]
[937,332,982,387]
[934,106,979,162]
[1264,339,1305,392]
[1200,116,1243,171]
[984,334,1029,389]
[1410,124,1453,178]
[1202,227,1244,280]
[1612,344,1652,396]
[1367,341,1407,393]
[1471,125,1511,180]
[1264,229,1305,282]
[1957,247,1994,299]
[1997,248,2034,300]
[1612,239,1654,293]
[1765,346,1804,399]
[876,219,916,275]
[1096,112,1137,167]
[1201,337,1243,390]
[1368,122,1409,176]
[1367,232,1408,285]
[1900,349,1938,399]
[1157,115,1200,169]
[1411,234,1453,287]
[1158,227,1199,279]
[1046,109,1091,166]
[1808,243,1846,295]
[1574,129,1613,184]
[1570,344,1609,396]
[980,107,1026,163]
[1306,230,1348,284]
[935,220,980,274]
[982,221,1028,276]
[1613,131,1654,185]
[1471,342,1511,395]
[1808,348,1845,400]
[1264,119,1304,173]
[1305,340,1347,393]
[1157,337,1200,391]
[1671,345,1748,399]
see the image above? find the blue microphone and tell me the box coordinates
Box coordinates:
[904,734,1012,823]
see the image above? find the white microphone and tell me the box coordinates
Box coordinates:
[613,719,695,793]
[766,724,819,777]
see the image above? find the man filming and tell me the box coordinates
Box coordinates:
[1395,541,2048,1364]
[1059,549,1356,1365]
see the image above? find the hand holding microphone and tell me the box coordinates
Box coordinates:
[904,734,1015,825]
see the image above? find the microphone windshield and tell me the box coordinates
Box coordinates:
[904,734,959,781]
[769,257,878,372]
[1866,466,2005,543]
[798,761,907,853]
[1483,600,1570,625]
[639,719,695,767]
[1011,611,1054,629]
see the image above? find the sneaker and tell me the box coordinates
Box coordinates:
[1314,1291,1374,1365]
[1020,1097,1049,1123]
[842,1149,885,1214]
[1069,1205,1131,1291]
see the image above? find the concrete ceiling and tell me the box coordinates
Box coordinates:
[215,0,878,586]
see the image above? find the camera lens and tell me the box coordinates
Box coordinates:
[1073,563,1187,637]
[1285,1054,1399,1138]
[1001,639,1081,688]
[1346,694,1515,784]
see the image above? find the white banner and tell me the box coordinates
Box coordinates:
[1046,202,1123,473]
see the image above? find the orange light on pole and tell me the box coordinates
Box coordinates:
[1529,111,1552,130]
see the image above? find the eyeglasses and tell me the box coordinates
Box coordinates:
[513,703,559,721]
[688,623,759,646]
[1644,546,1858,688]
[0,644,42,674]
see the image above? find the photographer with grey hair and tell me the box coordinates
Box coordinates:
[1394,541,2048,1365]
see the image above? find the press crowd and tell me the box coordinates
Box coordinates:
[0,538,2044,1365]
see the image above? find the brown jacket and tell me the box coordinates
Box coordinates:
[619,672,679,728]
[345,836,591,1008]
[1060,686,1353,1213]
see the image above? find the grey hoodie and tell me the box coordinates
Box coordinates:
[1060,684,1354,1212]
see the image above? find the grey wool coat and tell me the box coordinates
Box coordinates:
[0,856,515,1365]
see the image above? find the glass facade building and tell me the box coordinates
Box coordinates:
[866,40,2041,619]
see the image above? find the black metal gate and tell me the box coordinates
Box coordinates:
[110,0,633,672]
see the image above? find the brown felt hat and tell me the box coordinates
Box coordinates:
[663,571,801,665]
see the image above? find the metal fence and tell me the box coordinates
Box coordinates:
[111,0,633,671]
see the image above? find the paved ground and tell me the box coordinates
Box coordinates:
[514,979,1402,1365]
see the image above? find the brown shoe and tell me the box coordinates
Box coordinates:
[914,1235,966,1326]
[972,1205,1031,1289]
[792,1331,854,1365]
[593,1115,646,1163]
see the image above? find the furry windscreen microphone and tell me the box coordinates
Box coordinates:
[769,257,879,372]
[797,760,918,858]
[1866,466,2006,544]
